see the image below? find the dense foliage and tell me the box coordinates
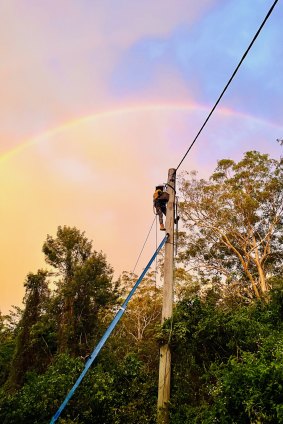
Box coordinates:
[167,286,283,423]
[0,151,282,423]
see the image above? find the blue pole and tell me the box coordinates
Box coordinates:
[50,234,168,423]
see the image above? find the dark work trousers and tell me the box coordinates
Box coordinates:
[154,201,167,225]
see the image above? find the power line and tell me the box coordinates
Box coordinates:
[175,0,279,172]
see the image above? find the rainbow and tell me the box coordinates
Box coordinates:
[0,102,281,163]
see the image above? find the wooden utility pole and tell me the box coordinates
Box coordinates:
[157,168,176,424]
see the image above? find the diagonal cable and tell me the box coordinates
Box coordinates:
[131,216,157,275]
[175,0,279,171]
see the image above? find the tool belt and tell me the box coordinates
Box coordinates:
[158,192,169,201]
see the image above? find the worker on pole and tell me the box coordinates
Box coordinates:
[153,184,169,231]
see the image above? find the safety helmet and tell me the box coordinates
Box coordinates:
[155,184,164,190]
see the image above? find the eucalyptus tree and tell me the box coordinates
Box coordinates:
[110,271,162,368]
[178,151,283,299]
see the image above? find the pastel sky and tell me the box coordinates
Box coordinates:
[0,0,282,314]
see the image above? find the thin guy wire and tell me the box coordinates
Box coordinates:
[175,0,279,172]
[155,215,158,289]
[131,216,156,275]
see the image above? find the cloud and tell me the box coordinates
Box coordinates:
[0,0,217,151]
[109,0,283,122]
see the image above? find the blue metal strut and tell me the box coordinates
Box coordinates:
[50,233,168,423]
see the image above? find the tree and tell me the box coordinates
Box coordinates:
[0,312,16,386]
[7,270,50,389]
[118,272,161,343]
[111,271,162,368]
[165,281,283,424]
[42,226,92,282]
[178,151,283,299]
[43,226,118,355]
[65,251,118,356]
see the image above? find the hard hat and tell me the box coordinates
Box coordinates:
[155,184,164,189]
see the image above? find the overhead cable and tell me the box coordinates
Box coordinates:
[175,0,279,171]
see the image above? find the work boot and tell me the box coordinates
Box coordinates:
[174,216,180,224]
[160,224,166,231]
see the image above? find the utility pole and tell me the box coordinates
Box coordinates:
[157,168,176,424]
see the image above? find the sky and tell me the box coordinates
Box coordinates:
[0,0,282,314]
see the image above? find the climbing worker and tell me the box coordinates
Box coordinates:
[153,184,169,231]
